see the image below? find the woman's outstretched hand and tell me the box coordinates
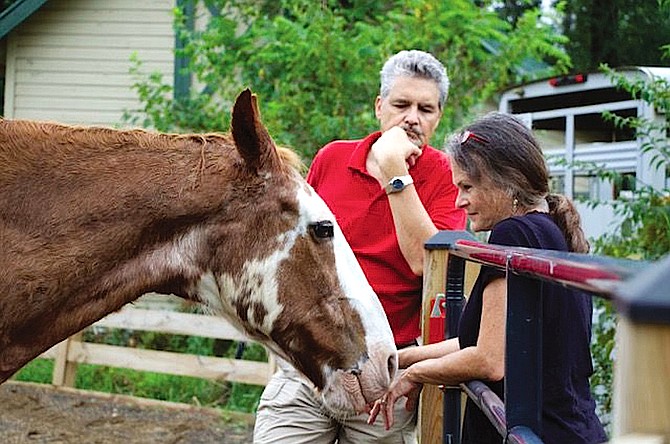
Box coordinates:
[367,370,423,430]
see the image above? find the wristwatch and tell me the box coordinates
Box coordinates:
[385,175,414,194]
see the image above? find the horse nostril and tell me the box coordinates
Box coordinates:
[349,352,369,377]
[387,354,398,381]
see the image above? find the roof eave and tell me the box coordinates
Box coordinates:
[0,0,48,40]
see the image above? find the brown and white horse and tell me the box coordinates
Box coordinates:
[0,89,396,416]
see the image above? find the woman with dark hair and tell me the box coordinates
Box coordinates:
[368,112,607,444]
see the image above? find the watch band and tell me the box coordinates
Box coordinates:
[385,175,414,194]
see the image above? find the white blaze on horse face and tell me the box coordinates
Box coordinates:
[194,176,395,414]
[296,184,396,356]
[298,184,394,341]
[297,182,396,413]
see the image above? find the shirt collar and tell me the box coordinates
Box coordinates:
[347,131,382,175]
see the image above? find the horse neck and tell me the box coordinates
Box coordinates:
[0,123,248,380]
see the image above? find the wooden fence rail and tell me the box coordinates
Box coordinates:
[39,304,274,389]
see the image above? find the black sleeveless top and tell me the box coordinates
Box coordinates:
[458,213,608,444]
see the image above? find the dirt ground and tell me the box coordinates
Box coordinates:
[0,381,255,444]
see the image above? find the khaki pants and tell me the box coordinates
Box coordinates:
[253,367,417,444]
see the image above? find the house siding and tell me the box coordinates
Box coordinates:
[4,0,175,126]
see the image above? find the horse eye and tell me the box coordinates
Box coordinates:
[308,220,334,240]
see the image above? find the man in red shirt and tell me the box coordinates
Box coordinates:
[253,50,466,443]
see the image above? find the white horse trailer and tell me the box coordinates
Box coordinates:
[499,67,670,240]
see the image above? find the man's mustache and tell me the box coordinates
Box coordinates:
[400,124,423,138]
[400,124,424,147]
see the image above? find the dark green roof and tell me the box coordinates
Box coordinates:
[0,0,47,40]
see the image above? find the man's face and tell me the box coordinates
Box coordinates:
[375,76,443,148]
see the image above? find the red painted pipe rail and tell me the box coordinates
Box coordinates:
[452,239,634,296]
[426,231,669,325]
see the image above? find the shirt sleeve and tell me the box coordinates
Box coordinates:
[430,179,466,230]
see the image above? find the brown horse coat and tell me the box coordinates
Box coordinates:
[0,90,396,415]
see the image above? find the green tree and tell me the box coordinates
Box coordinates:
[560,0,670,71]
[124,0,570,161]
[487,0,543,27]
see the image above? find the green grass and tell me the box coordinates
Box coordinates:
[14,358,53,384]
[13,332,267,414]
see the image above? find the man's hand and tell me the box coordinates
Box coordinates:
[369,126,423,180]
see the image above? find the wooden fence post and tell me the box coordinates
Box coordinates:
[419,246,448,444]
[420,231,479,444]
[612,254,670,442]
[613,318,670,441]
[52,332,83,387]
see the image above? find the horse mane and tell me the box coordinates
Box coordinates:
[276,145,306,174]
[0,119,305,174]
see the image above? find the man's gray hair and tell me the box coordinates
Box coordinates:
[379,50,449,109]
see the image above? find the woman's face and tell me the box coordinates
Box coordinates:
[451,161,513,232]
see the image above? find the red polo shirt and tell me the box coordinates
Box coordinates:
[306,131,466,345]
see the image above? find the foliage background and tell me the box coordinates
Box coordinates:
[491,0,670,72]
[124,0,570,161]
[584,64,670,430]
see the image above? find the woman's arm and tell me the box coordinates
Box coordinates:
[397,338,460,368]
[404,277,506,385]
[370,277,507,429]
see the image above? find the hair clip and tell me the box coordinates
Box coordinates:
[460,130,489,145]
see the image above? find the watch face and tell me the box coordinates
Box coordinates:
[392,178,404,190]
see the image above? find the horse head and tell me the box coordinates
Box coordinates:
[197,89,397,415]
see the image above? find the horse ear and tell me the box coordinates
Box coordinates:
[231,88,279,172]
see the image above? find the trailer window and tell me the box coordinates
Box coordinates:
[549,175,565,194]
[574,112,636,148]
[613,173,637,200]
[507,87,632,114]
[573,175,600,201]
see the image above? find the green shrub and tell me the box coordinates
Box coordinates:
[124,1,569,161]
[14,359,54,384]
[585,61,670,433]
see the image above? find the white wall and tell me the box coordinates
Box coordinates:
[4,0,175,126]
[575,202,622,242]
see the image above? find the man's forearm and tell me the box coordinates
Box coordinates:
[387,186,438,275]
